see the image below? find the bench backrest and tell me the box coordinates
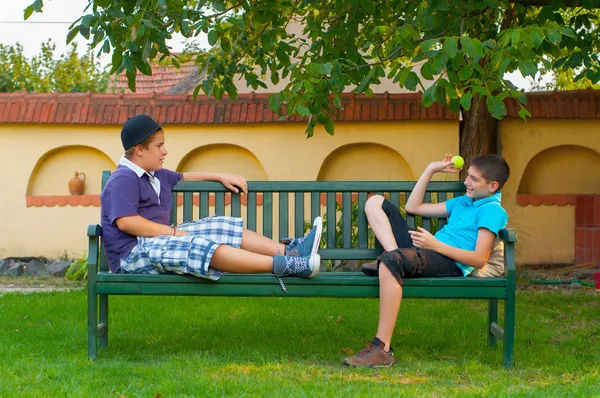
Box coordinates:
[100,171,465,265]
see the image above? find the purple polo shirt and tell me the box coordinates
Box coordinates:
[100,165,183,273]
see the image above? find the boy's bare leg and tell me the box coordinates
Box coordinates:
[240,229,286,256]
[365,195,399,251]
[209,244,273,273]
[374,264,403,351]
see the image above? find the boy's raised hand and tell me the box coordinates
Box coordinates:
[219,173,248,194]
[427,154,462,174]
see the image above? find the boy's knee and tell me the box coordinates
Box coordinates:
[365,195,385,215]
[378,249,411,275]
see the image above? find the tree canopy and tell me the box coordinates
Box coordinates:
[0,40,109,93]
[24,0,600,136]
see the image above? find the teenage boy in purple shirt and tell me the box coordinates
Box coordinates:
[101,114,322,280]
[343,154,510,367]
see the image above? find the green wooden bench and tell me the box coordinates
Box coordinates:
[88,171,517,368]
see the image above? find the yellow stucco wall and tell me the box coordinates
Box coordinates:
[3,118,599,265]
[500,119,600,265]
[0,121,457,259]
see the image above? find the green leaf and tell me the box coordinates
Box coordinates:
[405,72,419,91]
[422,83,437,107]
[208,30,217,46]
[460,92,473,110]
[448,98,460,113]
[192,85,201,100]
[472,85,488,96]
[126,70,136,92]
[356,73,372,94]
[458,65,473,81]
[460,37,477,58]
[221,38,231,53]
[487,96,507,120]
[518,106,531,119]
[268,94,281,113]
[23,5,35,20]
[134,58,152,76]
[81,15,93,29]
[322,114,335,135]
[530,30,544,48]
[518,60,537,78]
[511,30,521,46]
[547,30,562,44]
[66,27,79,44]
[123,54,135,73]
[420,62,434,80]
[303,80,313,93]
[296,104,311,117]
[443,38,458,58]
[94,0,111,7]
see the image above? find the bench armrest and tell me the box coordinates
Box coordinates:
[87,224,102,279]
[499,228,517,243]
[88,224,102,237]
[500,228,517,283]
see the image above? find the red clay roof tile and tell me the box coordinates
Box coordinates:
[2,90,599,125]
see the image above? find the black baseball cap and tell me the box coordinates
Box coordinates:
[121,114,167,150]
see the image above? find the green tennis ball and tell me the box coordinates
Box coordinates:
[451,155,464,169]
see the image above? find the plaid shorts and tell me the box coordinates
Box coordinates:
[120,215,244,280]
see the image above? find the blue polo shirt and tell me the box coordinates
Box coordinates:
[100,163,183,273]
[434,193,507,276]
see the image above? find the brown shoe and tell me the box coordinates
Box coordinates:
[343,338,394,368]
[360,262,378,277]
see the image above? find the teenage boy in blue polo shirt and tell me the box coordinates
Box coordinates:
[344,154,510,367]
[101,114,322,280]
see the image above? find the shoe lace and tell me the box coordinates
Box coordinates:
[356,341,379,357]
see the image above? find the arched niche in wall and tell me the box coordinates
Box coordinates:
[317,143,414,181]
[518,145,600,195]
[27,145,116,196]
[177,144,268,180]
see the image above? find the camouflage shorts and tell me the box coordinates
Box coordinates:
[377,248,462,284]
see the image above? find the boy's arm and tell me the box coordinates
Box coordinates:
[116,215,189,237]
[405,155,461,218]
[182,172,248,194]
[409,227,496,268]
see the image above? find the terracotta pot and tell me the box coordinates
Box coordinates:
[68,172,86,195]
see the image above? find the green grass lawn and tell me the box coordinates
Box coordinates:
[0,289,598,397]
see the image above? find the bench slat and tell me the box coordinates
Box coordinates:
[174,181,466,192]
[311,192,320,224]
[406,191,415,230]
[422,192,431,232]
[327,192,336,249]
[263,192,272,238]
[342,192,352,248]
[231,192,241,218]
[216,192,225,215]
[183,192,193,223]
[96,272,507,287]
[247,192,257,231]
[96,282,506,299]
[279,192,289,239]
[438,192,447,229]
[295,192,304,237]
[358,193,368,249]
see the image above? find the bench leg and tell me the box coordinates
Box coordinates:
[488,299,498,347]
[503,292,516,369]
[99,294,109,350]
[87,283,98,360]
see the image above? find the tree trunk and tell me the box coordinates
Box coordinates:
[459,95,498,179]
